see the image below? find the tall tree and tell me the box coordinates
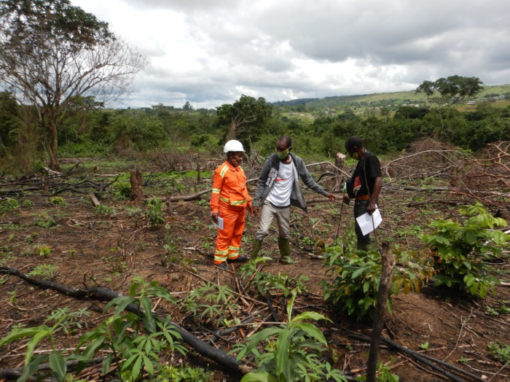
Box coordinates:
[216,95,272,140]
[416,75,483,104]
[0,0,144,169]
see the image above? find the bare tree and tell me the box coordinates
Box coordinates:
[0,0,145,169]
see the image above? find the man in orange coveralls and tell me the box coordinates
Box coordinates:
[210,140,253,268]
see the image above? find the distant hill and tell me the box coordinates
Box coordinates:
[273,84,510,110]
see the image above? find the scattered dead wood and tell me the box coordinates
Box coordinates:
[89,192,100,207]
[0,266,247,375]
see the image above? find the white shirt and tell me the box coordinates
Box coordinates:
[266,159,294,207]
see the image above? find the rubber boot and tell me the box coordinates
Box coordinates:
[251,239,263,258]
[278,237,295,264]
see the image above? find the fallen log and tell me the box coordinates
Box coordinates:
[0,266,247,376]
[348,331,483,382]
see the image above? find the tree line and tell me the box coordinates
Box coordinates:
[2,89,510,174]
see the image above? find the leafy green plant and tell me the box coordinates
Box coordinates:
[153,365,213,381]
[94,204,116,217]
[112,173,131,199]
[145,197,165,228]
[0,197,19,215]
[421,203,508,298]
[38,245,52,257]
[487,342,510,363]
[0,308,91,381]
[49,196,67,206]
[239,257,309,298]
[21,199,34,209]
[75,276,185,381]
[180,282,238,327]
[322,233,433,321]
[27,264,58,280]
[0,277,186,381]
[234,291,346,382]
[34,212,57,228]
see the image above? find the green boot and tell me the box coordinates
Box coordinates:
[278,237,295,264]
[251,239,263,258]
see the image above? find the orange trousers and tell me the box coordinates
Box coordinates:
[214,203,246,264]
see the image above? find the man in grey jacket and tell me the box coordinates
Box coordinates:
[251,136,336,263]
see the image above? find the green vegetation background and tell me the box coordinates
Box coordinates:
[1,84,510,174]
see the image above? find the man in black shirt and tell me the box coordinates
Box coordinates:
[342,136,382,249]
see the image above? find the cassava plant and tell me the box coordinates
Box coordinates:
[234,291,346,382]
[0,308,87,382]
[0,277,186,381]
[421,202,508,298]
[74,277,186,381]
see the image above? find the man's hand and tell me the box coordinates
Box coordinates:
[252,205,260,217]
[367,200,377,215]
[211,212,219,224]
[342,194,350,205]
[247,203,254,215]
[326,193,337,201]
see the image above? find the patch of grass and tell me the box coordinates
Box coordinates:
[488,342,510,363]
[27,264,58,280]
[0,198,19,215]
[95,204,116,217]
[34,212,57,228]
[49,196,67,206]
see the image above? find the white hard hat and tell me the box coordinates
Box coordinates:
[223,139,245,153]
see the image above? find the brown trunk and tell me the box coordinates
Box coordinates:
[47,120,60,171]
[367,243,395,382]
[226,121,237,140]
[130,169,144,201]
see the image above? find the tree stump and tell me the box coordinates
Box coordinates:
[334,152,346,192]
[130,169,144,201]
[367,242,395,382]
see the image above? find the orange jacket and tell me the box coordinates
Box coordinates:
[210,161,252,213]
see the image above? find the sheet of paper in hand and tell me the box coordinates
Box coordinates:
[356,208,382,236]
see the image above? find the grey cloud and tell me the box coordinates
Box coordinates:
[124,0,241,11]
[99,0,510,108]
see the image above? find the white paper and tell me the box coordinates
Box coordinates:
[216,216,224,230]
[356,208,382,236]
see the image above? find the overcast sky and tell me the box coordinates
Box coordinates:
[72,0,510,109]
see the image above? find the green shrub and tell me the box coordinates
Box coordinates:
[112,173,131,199]
[488,342,510,363]
[49,196,67,206]
[145,197,165,228]
[421,203,508,298]
[322,233,433,321]
[94,204,116,217]
[0,198,19,215]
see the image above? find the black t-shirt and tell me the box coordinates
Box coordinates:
[348,152,382,197]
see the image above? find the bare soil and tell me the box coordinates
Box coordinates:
[0,155,509,381]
